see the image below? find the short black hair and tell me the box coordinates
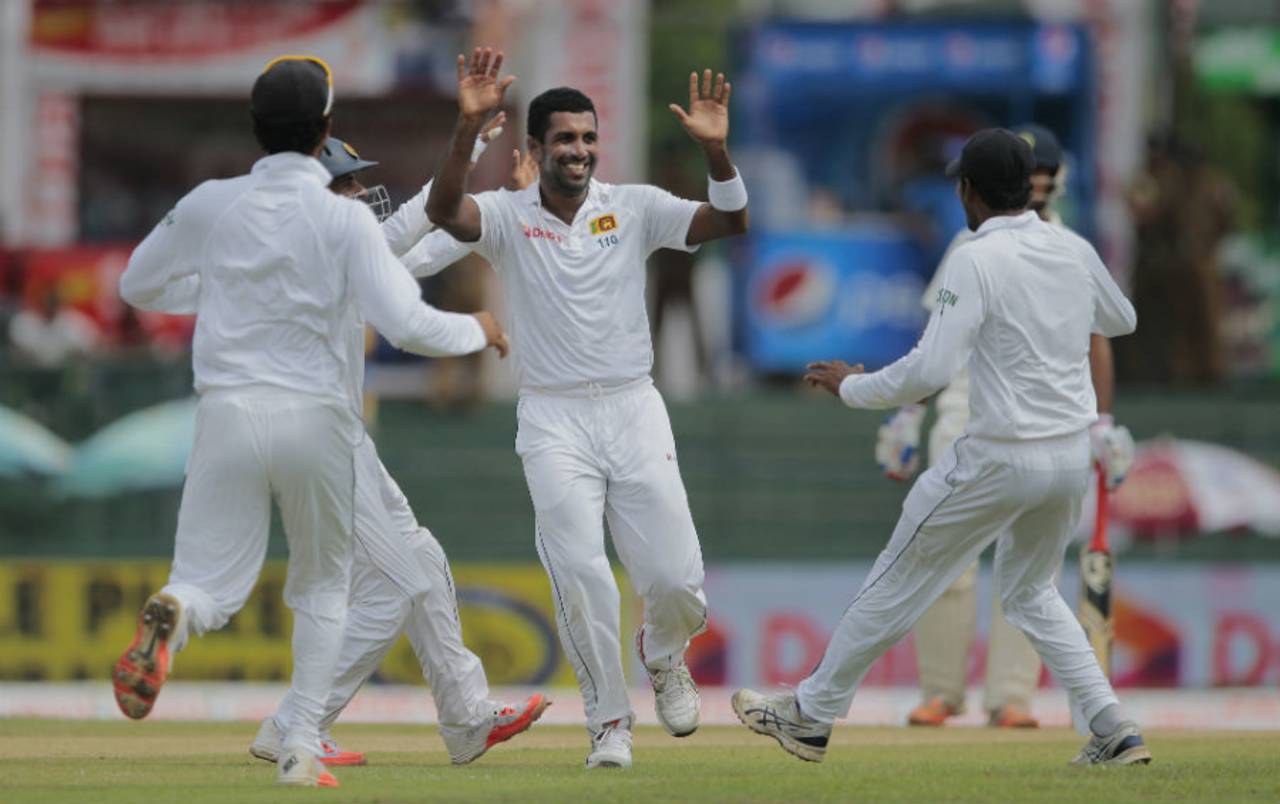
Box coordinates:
[969,175,1032,211]
[527,87,596,143]
[252,113,329,156]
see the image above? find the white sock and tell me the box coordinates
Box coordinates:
[1089,703,1126,737]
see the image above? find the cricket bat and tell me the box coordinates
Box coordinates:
[1078,463,1113,677]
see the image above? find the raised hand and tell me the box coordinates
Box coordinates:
[456,47,515,120]
[669,69,731,145]
[506,148,539,191]
[479,111,507,144]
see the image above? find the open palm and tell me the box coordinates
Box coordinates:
[457,47,515,118]
[670,69,731,144]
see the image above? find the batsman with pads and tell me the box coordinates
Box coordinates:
[876,124,1135,728]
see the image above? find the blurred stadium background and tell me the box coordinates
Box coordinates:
[1,0,1279,729]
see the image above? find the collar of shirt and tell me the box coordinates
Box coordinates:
[970,209,1039,240]
[516,179,613,219]
[250,151,332,187]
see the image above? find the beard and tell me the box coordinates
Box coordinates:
[545,156,595,196]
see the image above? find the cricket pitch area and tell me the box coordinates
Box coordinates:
[4,719,1278,803]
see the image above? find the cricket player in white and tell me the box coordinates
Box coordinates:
[426,49,749,769]
[250,132,550,768]
[733,129,1151,767]
[877,124,1136,729]
[111,56,507,788]
[136,129,550,767]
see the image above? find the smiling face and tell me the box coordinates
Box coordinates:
[529,111,598,198]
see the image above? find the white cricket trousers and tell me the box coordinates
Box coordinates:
[913,410,1043,713]
[161,387,356,753]
[517,379,707,733]
[797,431,1119,727]
[274,436,490,732]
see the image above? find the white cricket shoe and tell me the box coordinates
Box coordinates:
[441,693,551,765]
[251,718,365,766]
[731,688,831,763]
[1069,721,1152,767]
[249,716,283,763]
[277,748,338,788]
[637,629,700,737]
[585,719,633,769]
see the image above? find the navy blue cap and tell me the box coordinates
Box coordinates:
[1013,124,1064,173]
[946,128,1035,193]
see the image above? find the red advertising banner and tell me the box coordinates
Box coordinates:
[31,0,362,60]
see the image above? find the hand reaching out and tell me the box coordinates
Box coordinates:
[456,47,515,120]
[669,69,731,145]
[804,360,864,397]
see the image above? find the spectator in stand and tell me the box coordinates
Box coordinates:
[9,288,101,368]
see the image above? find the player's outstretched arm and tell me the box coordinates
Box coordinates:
[670,69,749,246]
[426,47,515,243]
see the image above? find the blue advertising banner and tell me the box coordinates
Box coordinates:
[741,228,928,372]
[745,21,1086,94]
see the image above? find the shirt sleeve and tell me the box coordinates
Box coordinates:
[400,229,474,279]
[146,275,201,315]
[380,182,433,257]
[639,185,703,255]
[119,190,206,310]
[1079,239,1137,337]
[469,190,508,267]
[839,250,986,409]
[345,205,486,357]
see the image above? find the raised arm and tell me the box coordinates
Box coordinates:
[669,69,749,246]
[383,113,509,255]
[426,48,515,244]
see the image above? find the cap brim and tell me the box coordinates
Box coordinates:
[945,157,962,178]
[330,158,379,179]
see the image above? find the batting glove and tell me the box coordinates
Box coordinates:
[1090,413,1135,490]
[876,404,926,482]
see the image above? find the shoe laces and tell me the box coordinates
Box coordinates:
[653,662,695,694]
[595,719,633,749]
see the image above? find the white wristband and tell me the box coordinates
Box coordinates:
[708,168,748,211]
[470,132,495,164]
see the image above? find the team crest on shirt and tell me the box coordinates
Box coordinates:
[588,214,618,235]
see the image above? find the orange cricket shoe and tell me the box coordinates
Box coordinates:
[319,738,367,767]
[443,693,552,764]
[907,697,961,726]
[113,592,181,720]
[989,704,1040,728]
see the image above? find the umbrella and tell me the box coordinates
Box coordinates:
[58,397,198,497]
[0,404,72,477]
[1084,438,1280,540]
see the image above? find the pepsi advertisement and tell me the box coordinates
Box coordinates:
[741,229,928,373]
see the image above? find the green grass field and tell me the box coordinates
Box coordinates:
[2,720,1277,803]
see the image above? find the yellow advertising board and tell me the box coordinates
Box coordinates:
[0,561,633,685]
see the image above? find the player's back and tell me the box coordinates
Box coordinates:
[183,153,363,405]
[955,211,1134,440]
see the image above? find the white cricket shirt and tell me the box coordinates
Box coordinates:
[468,179,701,392]
[120,152,485,412]
[839,211,1136,440]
